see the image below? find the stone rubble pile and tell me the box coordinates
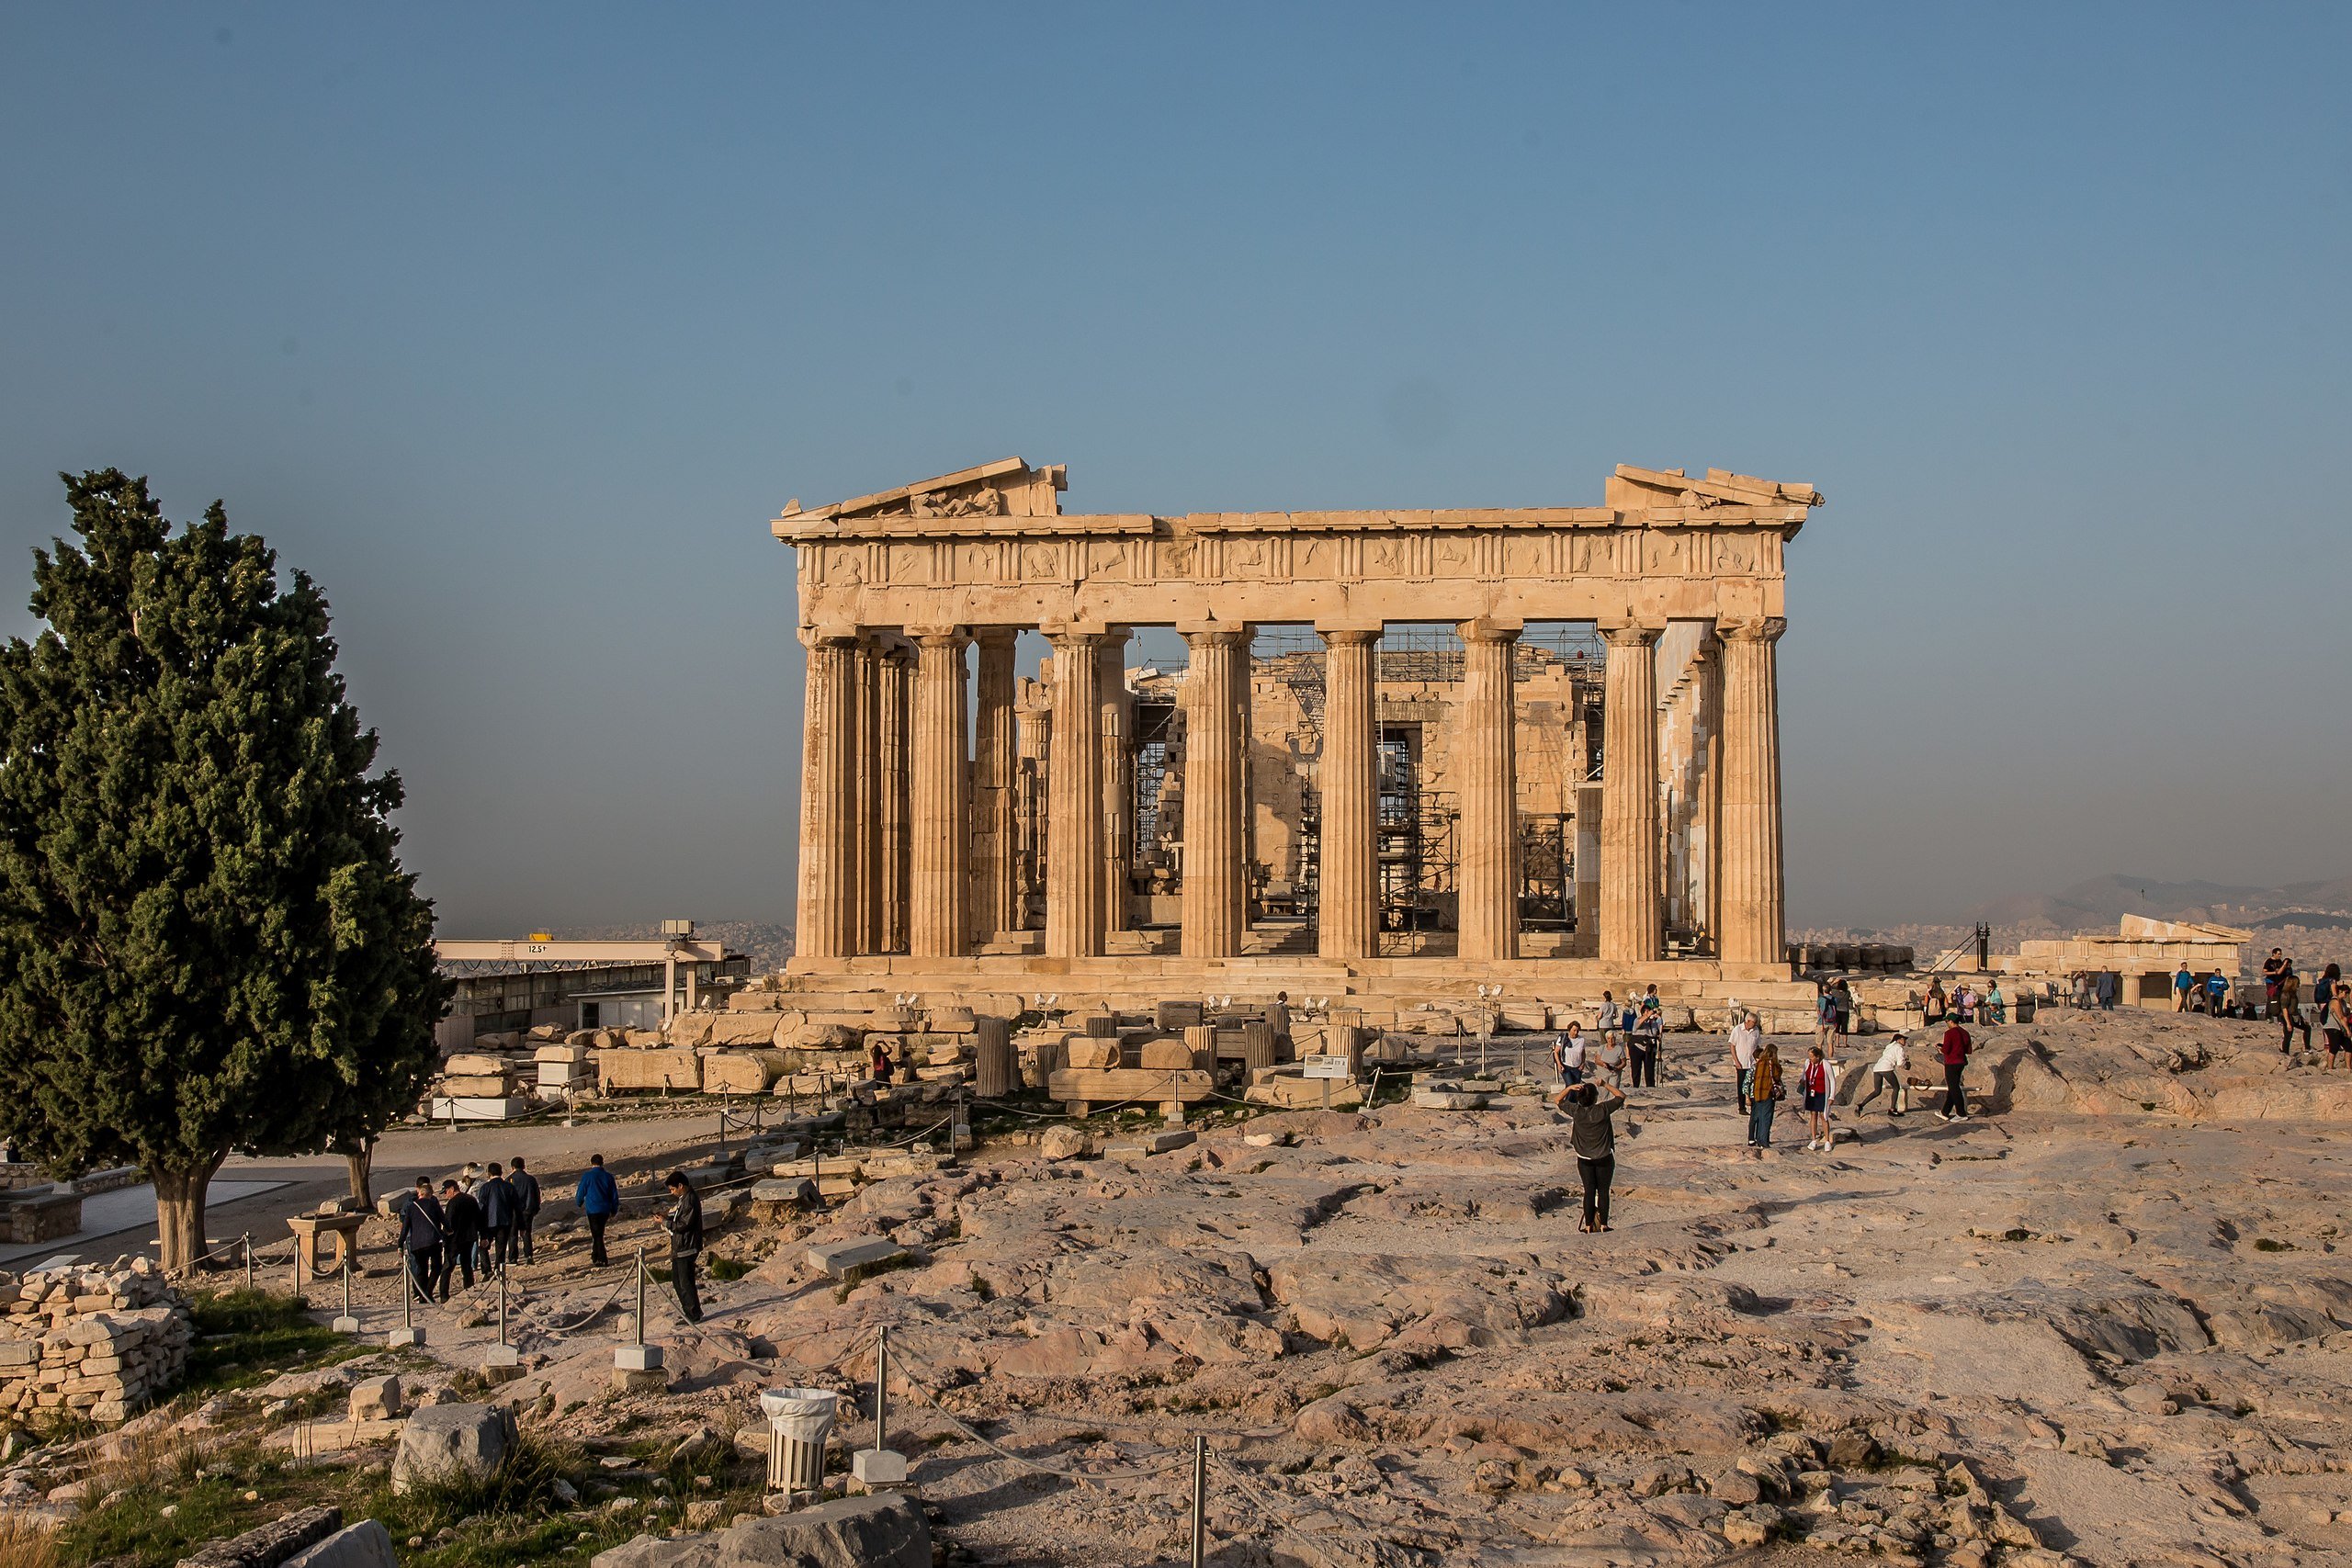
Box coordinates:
[0,1259,193,1424]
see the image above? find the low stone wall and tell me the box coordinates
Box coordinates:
[0,1261,193,1425]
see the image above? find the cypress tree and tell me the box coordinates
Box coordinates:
[0,470,447,1271]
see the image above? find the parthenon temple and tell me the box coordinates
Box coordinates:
[774,457,1822,1016]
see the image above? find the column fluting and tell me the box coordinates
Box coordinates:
[1600,622,1664,964]
[794,632,860,958]
[1046,630,1107,959]
[1181,626,1251,958]
[908,629,971,958]
[1317,627,1380,960]
[969,629,1020,943]
[1716,615,1787,968]
[1455,620,1521,963]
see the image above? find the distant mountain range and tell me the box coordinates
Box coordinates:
[1973,874,2352,931]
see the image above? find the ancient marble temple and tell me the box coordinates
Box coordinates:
[774,458,1819,998]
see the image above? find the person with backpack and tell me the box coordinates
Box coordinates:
[1747,1042,1784,1153]
[1938,1019,1973,1121]
[398,1176,444,1304]
[576,1153,620,1267]
[662,1170,706,1325]
[437,1178,481,1300]
[508,1156,542,1264]
[1727,1010,1761,1116]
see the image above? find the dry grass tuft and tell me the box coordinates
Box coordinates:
[0,1512,60,1568]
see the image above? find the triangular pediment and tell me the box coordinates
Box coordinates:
[778,457,1066,525]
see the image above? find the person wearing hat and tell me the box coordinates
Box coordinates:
[1856,1032,1909,1118]
[662,1170,706,1325]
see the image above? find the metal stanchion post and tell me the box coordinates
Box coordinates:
[498,1269,508,1346]
[243,1234,253,1293]
[1191,1434,1207,1568]
[332,1257,358,1333]
[875,1325,888,1452]
[484,1245,519,1374]
[636,1248,647,1346]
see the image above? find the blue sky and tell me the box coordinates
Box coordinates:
[3,4,2346,931]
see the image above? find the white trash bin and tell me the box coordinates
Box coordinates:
[761,1387,840,1494]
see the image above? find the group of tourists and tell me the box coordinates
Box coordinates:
[394,1156,542,1303]
[2258,952,2351,1064]
[1546,987,1668,1235]
[1921,976,2005,1025]
[391,1151,710,1325]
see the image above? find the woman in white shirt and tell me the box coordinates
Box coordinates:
[1854,1033,1908,1117]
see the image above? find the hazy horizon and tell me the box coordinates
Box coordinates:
[5,6,2346,934]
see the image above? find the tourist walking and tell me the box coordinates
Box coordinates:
[2174,963,2196,1012]
[1729,1010,1761,1114]
[1856,1033,1908,1118]
[1592,1024,1627,1091]
[1937,1019,1973,1121]
[508,1156,541,1264]
[576,1153,620,1267]
[1630,989,1663,1088]
[2098,970,2119,1010]
[1550,1021,1587,1107]
[1800,1046,1832,1150]
[476,1161,517,1275]
[1266,992,1293,1054]
[662,1170,706,1325]
[399,1176,444,1303]
[1815,982,1836,1054]
[1563,1080,1625,1232]
[2279,969,2311,1053]
[436,1178,481,1300]
[1597,991,1619,1055]
[1748,1042,1784,1151]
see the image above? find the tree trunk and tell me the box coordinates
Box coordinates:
[345,1143,373,1210]
[153,1157,222,1276]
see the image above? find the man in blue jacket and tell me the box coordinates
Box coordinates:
[398,1176,445,1303]
[576,1153,619,1267]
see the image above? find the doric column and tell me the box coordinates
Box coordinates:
[969,629,1020,943]
[1600,622,1664,964]
[1046,629,1107,959]
[1317,627,1380,960]
[850,639,884,954]
[794,631,860,958]
[907,628,971,958]
[1097,632,1133,935]
[1181,626,1251,958]
[1698,631,1724,953]
[1717,616,1787,967]
[878,645,911,954]
[1455,619,1521,963]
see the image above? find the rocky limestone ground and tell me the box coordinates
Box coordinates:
[56,1008,2352,1568]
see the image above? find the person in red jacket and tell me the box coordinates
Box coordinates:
[1937,1021,1973,1121]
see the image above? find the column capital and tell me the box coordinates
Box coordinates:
[1314,621,1383,643]
[1598,621,1665,649]
[1180,624,1253,649]
[1046,626,1108,650]
[801,624,862,649]
[971,625,1021,649]
[907,625,971,649]
[1456,616,1523,645]
[1716,615,1788,644]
